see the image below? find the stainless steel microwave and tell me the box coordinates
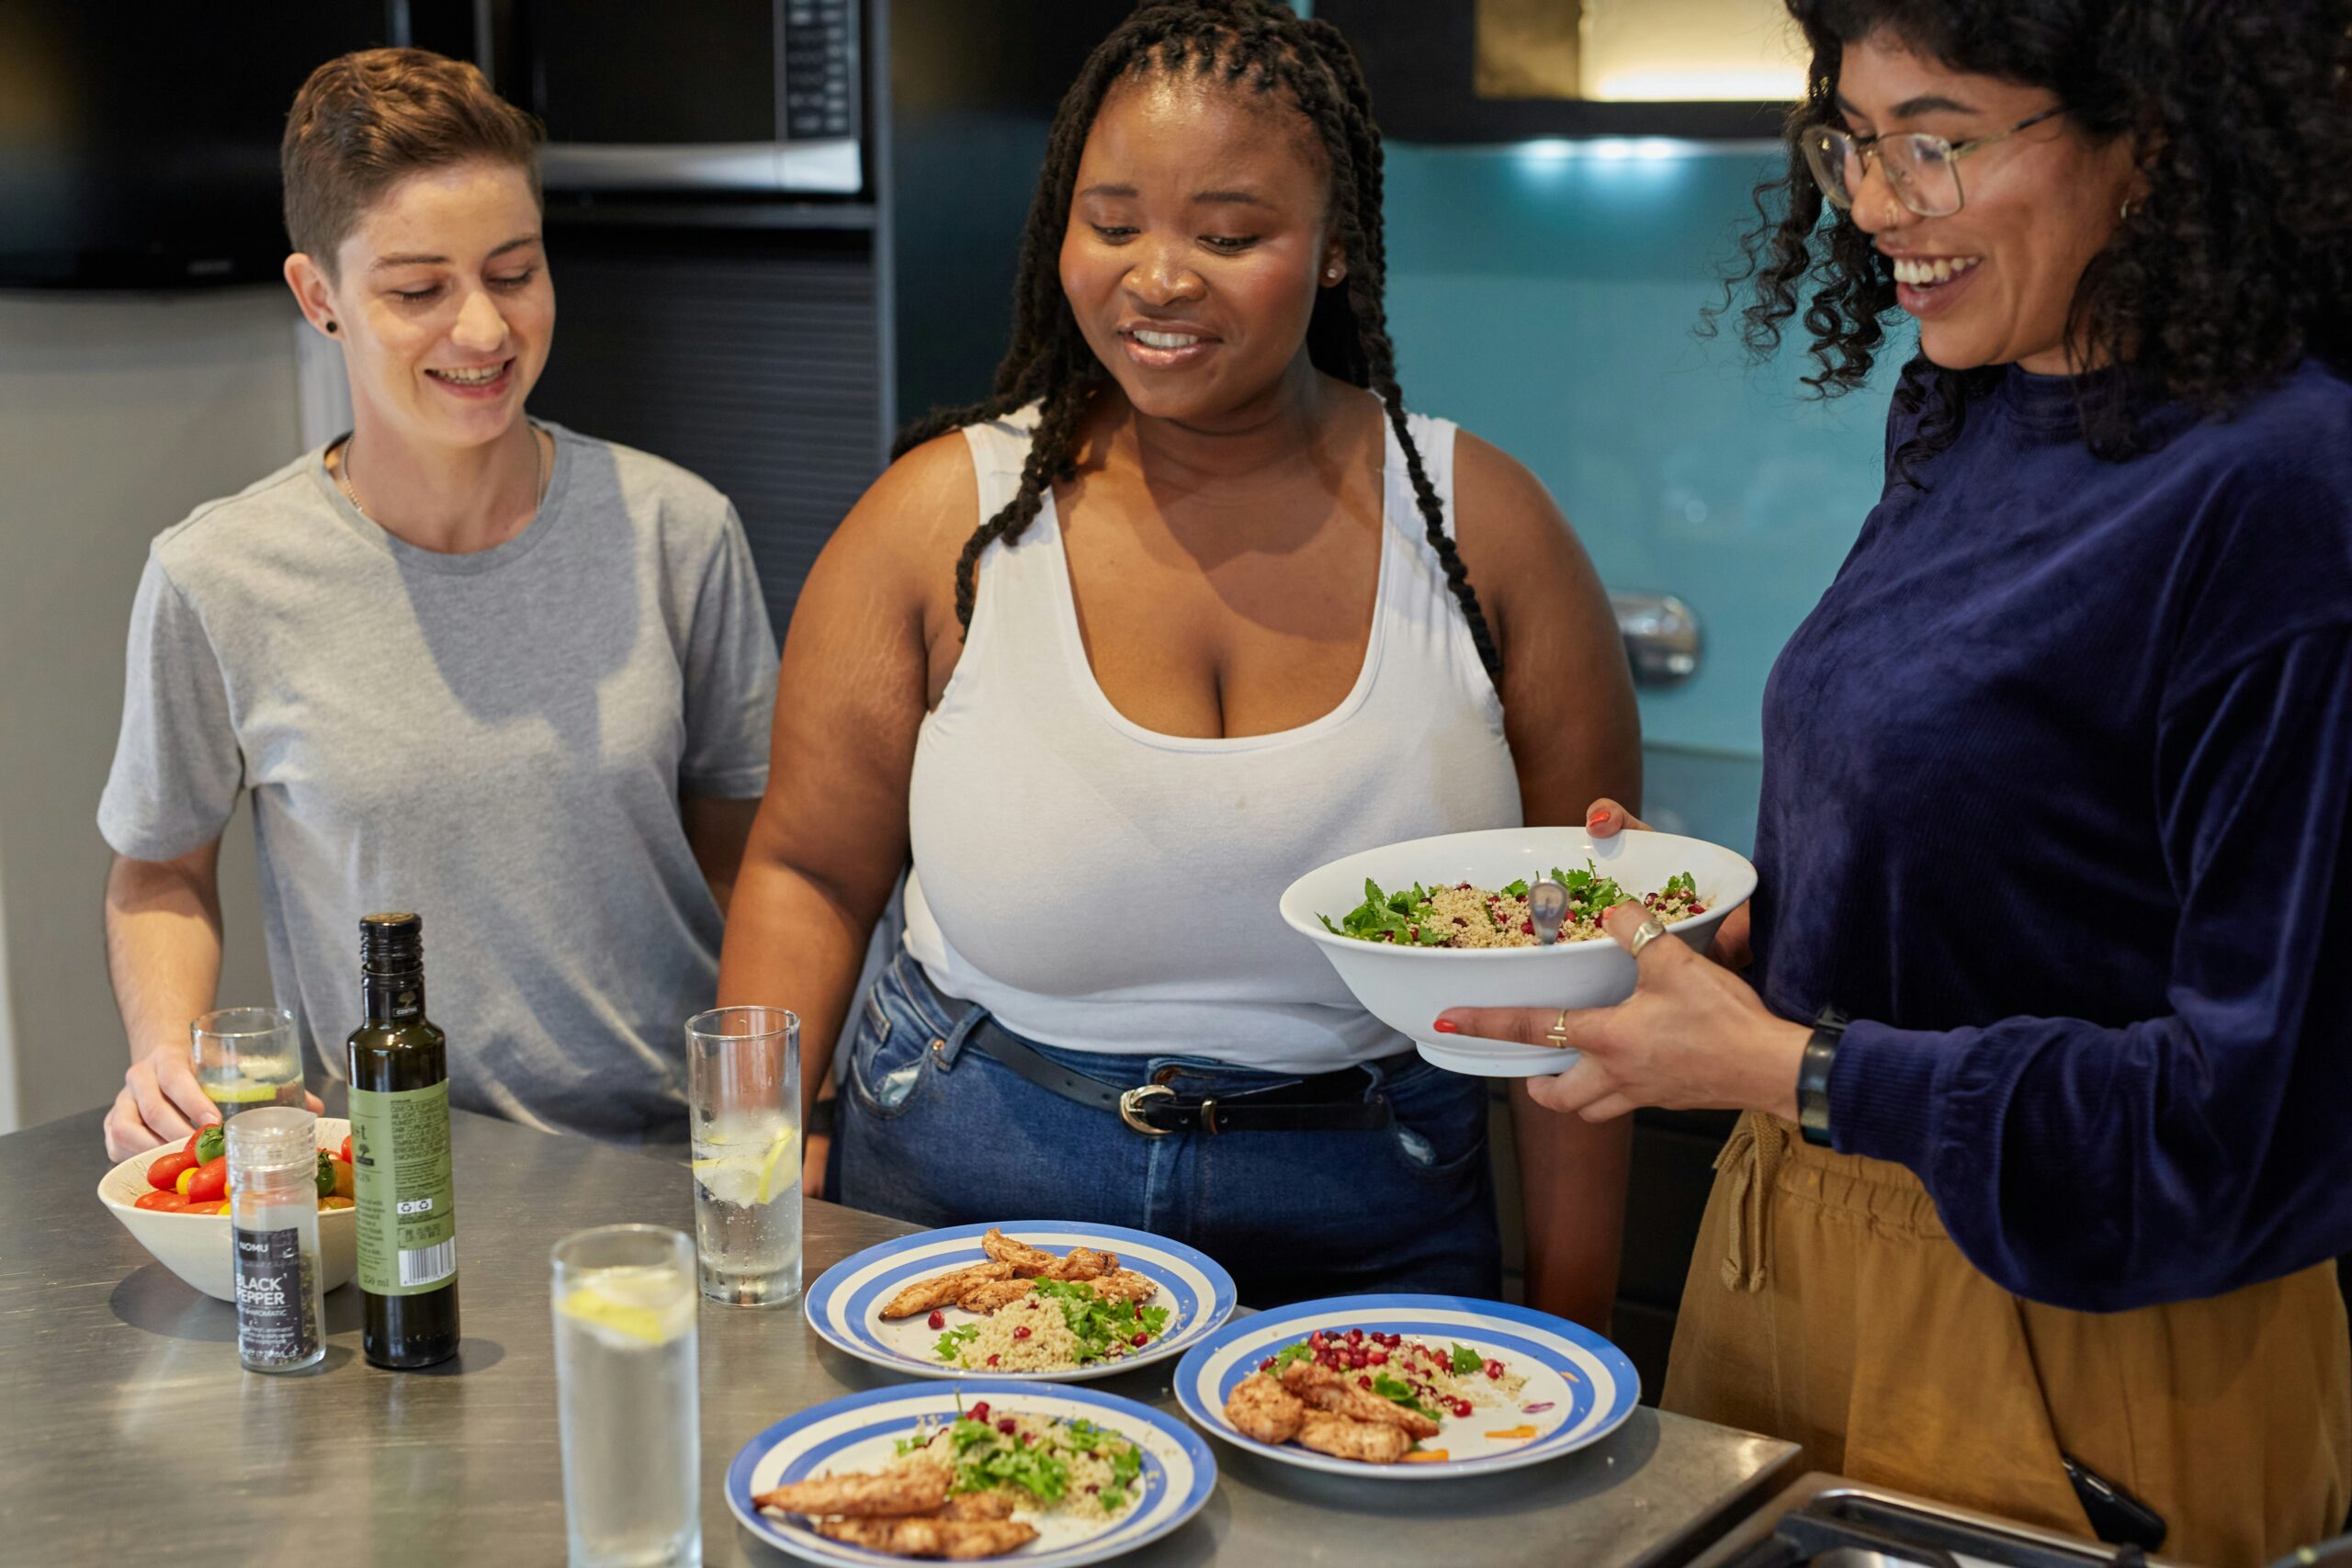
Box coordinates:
[511,0,864,195]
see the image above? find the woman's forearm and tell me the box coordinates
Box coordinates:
[715,849,887,1127]
[1510,1083,1631,1332]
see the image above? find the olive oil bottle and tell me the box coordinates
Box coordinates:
[347,911,460,1368]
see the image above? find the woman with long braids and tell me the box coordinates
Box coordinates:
[1440,0,2352,1558]
[719,0,1639,1314]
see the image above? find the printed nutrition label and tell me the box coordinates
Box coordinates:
[350,1080,458,1296]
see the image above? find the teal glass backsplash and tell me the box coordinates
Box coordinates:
[1379,141,1903,770]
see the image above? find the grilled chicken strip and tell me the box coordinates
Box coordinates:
[956,1278,1038,1314]
[880,1261,1017,1319]
[1295,1409,1413,1465]
[1224,1371,1306,1444]
[1087,1269,1159,1304]
[815,1516,1039,1559]
[1278,1359,1442,1439]
[938,1491,1020,1522]
[978,1227,1057,1273]
[1038,1246,1115,1282]
[753,1463,951,1518]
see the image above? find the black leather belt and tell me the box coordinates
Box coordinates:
[908,966,1401,1136]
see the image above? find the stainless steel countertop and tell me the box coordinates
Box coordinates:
[5,1105,1801,1564]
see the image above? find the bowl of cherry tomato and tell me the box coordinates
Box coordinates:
[97,1117,359,1302]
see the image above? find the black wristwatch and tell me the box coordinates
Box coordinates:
[1796,1007,1847,1147]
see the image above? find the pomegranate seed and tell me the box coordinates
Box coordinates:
[1520,919,1534,934]
[927,1310,945,1330]
[986,1354,1001,1367]
[1021,1433,1033,1445]
[998,1418,1017,1434]
[1453,1399,1473,1417]
[1458,881,1471,889]
[1013,1325,1032,1340]
[1131,1332,1149,1346]
[1348,1328,1364,1343]
[1369,1349,1388,1365]
[1357,1375,1373,1389]
[1260,1357,1276,1372]
[969,1402,990,1422]
[1690,903,1706,914]
[1086,1484,1101,1495]
[1486,1360,1505,1380]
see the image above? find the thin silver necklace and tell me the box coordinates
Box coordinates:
[334,427,547,526]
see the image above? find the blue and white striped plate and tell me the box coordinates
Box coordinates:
[802,1221,1237,1382]
[1172,1293,1639,1479]
[726,1381,1217,1566]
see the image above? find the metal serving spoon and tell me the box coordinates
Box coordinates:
[1527,878,1570,945]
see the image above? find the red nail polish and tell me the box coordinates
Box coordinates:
[1432,1019,1460,1034]
[1587,811,1609,829]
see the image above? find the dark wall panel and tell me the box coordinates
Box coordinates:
[529,227,883,639]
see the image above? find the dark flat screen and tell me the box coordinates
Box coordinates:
[0,3,388,287]
[521,0,776,143]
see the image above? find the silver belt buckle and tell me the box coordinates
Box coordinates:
[1117,1083,1176,1136]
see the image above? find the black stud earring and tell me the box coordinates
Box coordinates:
[325,320,338,333]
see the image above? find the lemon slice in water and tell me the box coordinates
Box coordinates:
[559,1269,694,1347]
[206,1080,288,1104]
[691,1126,797,1208]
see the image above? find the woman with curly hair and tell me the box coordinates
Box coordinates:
[1438,0,2352,1557]
[718,1,1639,1314]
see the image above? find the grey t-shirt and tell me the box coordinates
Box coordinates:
[98,423,777,1146]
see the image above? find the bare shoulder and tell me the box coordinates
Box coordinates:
[831,429,980,569]
[1444,429,1600,641]
[1448,429,1575,568]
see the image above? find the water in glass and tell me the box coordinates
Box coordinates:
[552,1231,699,1567]
[691,1109,801,1306]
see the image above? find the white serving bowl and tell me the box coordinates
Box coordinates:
[97,1117,357,1302]
[1280,827,1758,1077]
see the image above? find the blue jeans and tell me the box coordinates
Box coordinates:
[832,952,1501,1307]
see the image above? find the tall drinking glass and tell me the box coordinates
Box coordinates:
[684,1006,801,1307]
[551,1224,700,1568]
[191,1007,302,1115]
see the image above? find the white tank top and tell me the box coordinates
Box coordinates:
[902,405,1523,1072]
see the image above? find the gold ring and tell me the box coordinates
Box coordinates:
[1627,918,1668,960]
[1544,1009,1572,1046]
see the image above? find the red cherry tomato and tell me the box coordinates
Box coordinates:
[185,1156,229,1204]
[147,1151,197,1191]
[134,1190,193,1213]
[339,1134,352,1165]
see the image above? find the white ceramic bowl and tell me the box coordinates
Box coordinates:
[97,1117,357,1302]
[1280,827,1758,1077]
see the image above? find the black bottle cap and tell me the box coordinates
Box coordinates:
[360,911,423,971]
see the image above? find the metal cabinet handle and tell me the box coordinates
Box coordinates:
[1611,592,1702,688]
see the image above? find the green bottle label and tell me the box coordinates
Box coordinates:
[350,1081,458,1296]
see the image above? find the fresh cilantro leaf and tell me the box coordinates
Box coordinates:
[1666,871,1697,898]
[1371,1371,1443,1420]
[1500,878,1529,898]
[933,1323,980,1361]
[1271,1340,1317,1375]
[1451,1342,1484,1375]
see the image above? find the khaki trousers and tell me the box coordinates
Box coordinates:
[1662,1111,2351,1567]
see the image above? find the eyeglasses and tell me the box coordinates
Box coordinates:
[1798,107,2064,219]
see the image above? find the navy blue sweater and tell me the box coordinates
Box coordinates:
[1753,359,2352,1312]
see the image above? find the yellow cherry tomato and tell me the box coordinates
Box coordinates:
[175,1168,197,1196]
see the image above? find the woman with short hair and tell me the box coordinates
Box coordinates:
[99,49,776,1158]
